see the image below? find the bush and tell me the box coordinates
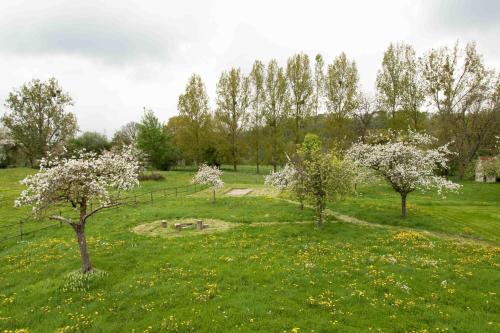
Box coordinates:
[138,172,165,181]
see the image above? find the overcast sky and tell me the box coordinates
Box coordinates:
[0,0,499,136]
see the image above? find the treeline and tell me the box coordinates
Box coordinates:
[1,41,499,179]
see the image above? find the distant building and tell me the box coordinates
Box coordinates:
[475,156,497,183]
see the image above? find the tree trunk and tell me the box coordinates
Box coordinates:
[73,223,92,274]
[316,205,324,229]
[256,145,260,174]
[457,161,467,180]
[400,192,407,219]
[213,189,216,203]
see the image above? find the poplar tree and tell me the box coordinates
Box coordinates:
[249,60,265,173]
[324,52,360,144]
[177,74,211,165]
[286,53,313,144]
[215,68,250,171]
[263,59,289,171]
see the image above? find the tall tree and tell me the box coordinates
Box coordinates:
[2,78,78,166]
[324,52,360,144]
[376,43,424,129]
[313,54,325,124]
[401,46,425,130]
[421,42,497,178]
[177,74,211,165]
[249,60,265,173]
[111,122,139,147]
[263,60,289,171]
[286,53,313,144]
[136,108,176,170]
[376,43,404,124]
[215,68,250,171]
[353,93,376,143]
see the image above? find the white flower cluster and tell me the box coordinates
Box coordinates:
[192,164,224,189]
[264,164,296,191]
[15,146,141,213]
[347,131,461,196]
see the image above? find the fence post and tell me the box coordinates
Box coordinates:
[19,219,23,241]
[150,191,153,203]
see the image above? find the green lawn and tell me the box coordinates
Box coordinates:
[330,180,500,243]
[0,167,499,332]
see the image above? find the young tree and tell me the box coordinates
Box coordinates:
[215,68,250,171]
[68,131,111,155]
[421,42,497,178]
[192,164,224,202]
[286,53,313,144]
[136,108,176,170]
[267,134,354,227]
[324,52,360,144]
[249,60,266,173]
[348,131,460,219]
[2,78,78,166]
[297,134,354,227]
[263,59,288,172]
[15,146,141,273]
[177,74,211,165]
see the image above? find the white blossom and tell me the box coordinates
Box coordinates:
[264,164,297,191]
[15,145,141,214]
[347,131,461,197]
[192,164,224,190]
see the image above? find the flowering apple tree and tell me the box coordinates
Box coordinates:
[347,131,460,219]
[192,164,224,202]
[266,134,355,228]
[15,146,141,273]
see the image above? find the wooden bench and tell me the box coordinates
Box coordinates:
[174,220,209,232]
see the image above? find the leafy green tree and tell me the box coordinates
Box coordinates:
[249,60,266,173]
[294,134,354,228]
[287,53,313,144]
[68,131,111,155]
[421,42,498,178]
[2,78,78,166]
[177,74,211,165]
[136,108,177,170]
[215,68,250,171]
[263,60,289,171]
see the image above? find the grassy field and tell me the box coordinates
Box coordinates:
[0,167,499,332]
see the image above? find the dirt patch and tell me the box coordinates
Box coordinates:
[132,218,240,238]
[225,188,253,196]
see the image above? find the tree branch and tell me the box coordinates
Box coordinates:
[48,215,74,226]
[84,202,122,221]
